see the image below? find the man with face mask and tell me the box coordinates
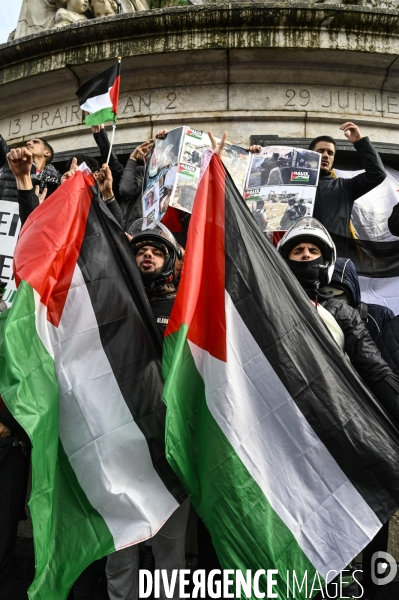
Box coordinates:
[277,217,399,425]
[278,218,399,600]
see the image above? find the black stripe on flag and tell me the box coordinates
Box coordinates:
[76,64,119,105]
[332,234,399,278]
[77,189,186,503]
[223,168,399,522]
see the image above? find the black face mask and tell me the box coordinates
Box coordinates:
[287,256,324,290]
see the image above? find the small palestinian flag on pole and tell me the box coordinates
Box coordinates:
[76,60,121,126]
[0,170,185,600]
[162,152,399,599]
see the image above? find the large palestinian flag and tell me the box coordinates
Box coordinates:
[76,62,120,126]
[163,153,399,599]
[0,171,185,600]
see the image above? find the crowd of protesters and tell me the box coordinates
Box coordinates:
[0,120,399,600]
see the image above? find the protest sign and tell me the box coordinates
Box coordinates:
[0,201,21,306]
[244,146,321,233]
[141,127,251,219]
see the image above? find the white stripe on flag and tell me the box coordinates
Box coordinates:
[80,89,112,113]
[45,264,178,549]
[189,291,381,581]
[359,275,399,316]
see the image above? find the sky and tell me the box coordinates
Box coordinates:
[0,1,23,44]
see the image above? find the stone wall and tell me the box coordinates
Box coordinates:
[1,4,399,154]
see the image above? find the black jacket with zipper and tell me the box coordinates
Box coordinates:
[313,137,386,236]
[322,296,399,423]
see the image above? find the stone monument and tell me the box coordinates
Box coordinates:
[2,2,399,165]
[12,0,149,39]
[1,0,399,565]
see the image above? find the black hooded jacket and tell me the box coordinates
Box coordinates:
[375,316,399,376]
[331,257,394,342]
[119,159,145,231]
[313,137,386,237]
[291,255,399,423]
[312,294,399,423]
[321,297,392,387]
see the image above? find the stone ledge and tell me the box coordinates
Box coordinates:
[2,3,399,72]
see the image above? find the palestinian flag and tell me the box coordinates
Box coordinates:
[0,171,185,600]
[163,154,399,599]
[76,62,120,126]
[332,233,399,316]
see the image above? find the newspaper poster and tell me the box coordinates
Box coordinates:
[0,201,22,307]
[244,146,321,232]
[142,127,185,221]
[167,128,208,214]
[142,127,251,219]
[170,128,250,213]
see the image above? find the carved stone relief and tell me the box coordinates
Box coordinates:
[53,0,91,28]
[9,0,399,41]
[12,0,150,39]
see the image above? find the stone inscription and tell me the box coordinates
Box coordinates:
[0,90,184,141]
[3,85,399,141]
[282,88,388,114]
[230,84,399,118]
[1,101,83,141]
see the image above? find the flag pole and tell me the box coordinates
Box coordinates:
[106,124,116,166]
[106,56,121,166]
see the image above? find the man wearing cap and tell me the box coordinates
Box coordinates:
[105,219,189,600]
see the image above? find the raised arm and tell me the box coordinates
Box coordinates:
[341,123,386,201]
[6,147,39,225]
[119,139,154,199]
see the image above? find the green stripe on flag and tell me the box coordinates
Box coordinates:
[85,107,116,126]
[0,281,114,600]
[163,325,319,600]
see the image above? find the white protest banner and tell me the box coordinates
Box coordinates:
[0,201,21,307]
